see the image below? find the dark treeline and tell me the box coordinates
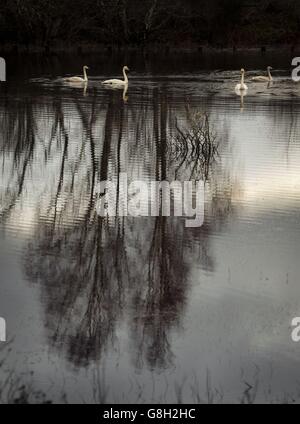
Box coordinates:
[0,0,300,50]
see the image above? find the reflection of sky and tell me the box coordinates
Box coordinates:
[212,104,300,212]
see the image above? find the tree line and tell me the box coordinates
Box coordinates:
[0,0,299,49]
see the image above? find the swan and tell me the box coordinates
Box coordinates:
[64,66,89,83]
[102,66,129,87]
[235,68,248,91]
[252,66,273,82]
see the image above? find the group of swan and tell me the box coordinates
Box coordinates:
[64,65,130,87]
[64,64,273,97]
[235,66,273,92]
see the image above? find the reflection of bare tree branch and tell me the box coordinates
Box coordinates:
[131,94,188,370]
[171,110,218,181]
[0,100,37,219]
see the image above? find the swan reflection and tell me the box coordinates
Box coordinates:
[103,81,129,102]
[235,86,247,111]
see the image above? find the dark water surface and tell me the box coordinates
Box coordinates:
[0,51,300,403]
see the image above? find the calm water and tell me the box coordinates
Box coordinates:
[1,51,300,403]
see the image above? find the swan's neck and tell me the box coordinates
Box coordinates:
[123,67,128,84]
[241,72,245,85]
[83,67,88,82]
[268,68,272,81]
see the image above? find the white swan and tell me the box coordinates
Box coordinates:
[252,66,273,82]
[235,68,248,91]
[64,66,89,83]
[102,66,129,87]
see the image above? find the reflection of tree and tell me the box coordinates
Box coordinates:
[0,85,234,371]
[0,98,37,219]
[23,91,131,366]
[131,94,188,369]
[25,216,129,367]
[131,217,189,370]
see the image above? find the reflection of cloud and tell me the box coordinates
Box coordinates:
[221,110,300,211]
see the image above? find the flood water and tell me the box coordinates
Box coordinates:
[1,50,300,403]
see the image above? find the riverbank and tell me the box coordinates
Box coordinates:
[0,43,299,56]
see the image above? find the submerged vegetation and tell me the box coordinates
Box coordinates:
[0,345,53,404]
[0,0,299,50]
[1,344,299,404]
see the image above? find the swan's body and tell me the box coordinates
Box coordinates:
[102,66,129,87]
[235,68,248,91]
[64,66,89,83]
[252,66,273,82]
